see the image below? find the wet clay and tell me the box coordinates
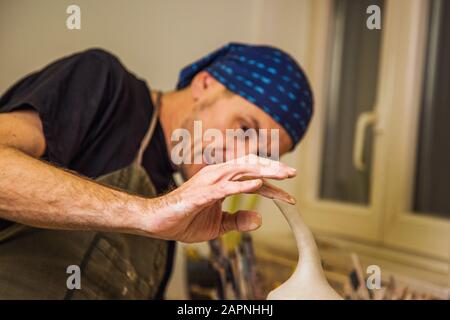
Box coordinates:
[267,200,342,300]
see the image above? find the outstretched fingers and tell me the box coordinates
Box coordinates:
[211,179,263,200]
[213,155,297,181]
[256,180,296,204]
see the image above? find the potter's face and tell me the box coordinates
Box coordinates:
[176,72,293,179]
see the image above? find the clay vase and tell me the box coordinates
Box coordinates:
[267,200,342,300]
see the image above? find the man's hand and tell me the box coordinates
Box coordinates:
[0,111,296,244]
[137,154,297,243]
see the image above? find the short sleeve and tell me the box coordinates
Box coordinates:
[0,48,120,166]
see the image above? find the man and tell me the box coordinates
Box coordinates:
[0,43,313,299]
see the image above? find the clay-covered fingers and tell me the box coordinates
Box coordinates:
[214,154,297,181]
[220,210,262,235]
[211,179,263,200]
[194,155,297,202]
[257,180,296,204]
[235,176,296,204]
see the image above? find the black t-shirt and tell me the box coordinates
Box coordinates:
[0,48,176,297]
[0,48,175,187]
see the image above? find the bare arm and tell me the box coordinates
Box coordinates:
[0,110,297,242]
[0,110,148,233]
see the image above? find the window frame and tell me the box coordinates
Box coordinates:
[297,0,389,243]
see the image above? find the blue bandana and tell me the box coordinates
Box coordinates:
[176,43,313,147]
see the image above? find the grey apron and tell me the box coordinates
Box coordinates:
[0,92,169,299]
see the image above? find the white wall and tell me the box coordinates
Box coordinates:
[0,0,260,91]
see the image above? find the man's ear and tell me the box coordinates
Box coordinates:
[190,71,219,101]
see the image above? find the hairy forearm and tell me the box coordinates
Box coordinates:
[0,145,153,234]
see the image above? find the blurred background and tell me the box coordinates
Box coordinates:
[0,0,448,299]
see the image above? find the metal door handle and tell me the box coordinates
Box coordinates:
[353,111,377,171]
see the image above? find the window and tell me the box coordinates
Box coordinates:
[299,0,449,261]
[320,0,384,205]
[414,0,450,218]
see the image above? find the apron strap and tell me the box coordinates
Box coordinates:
[134,91,163,166]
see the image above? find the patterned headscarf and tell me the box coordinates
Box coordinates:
[177,43,313,147]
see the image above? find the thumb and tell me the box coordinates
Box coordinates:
[220,210,262,235]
